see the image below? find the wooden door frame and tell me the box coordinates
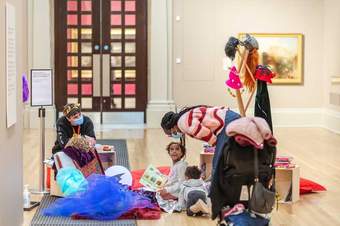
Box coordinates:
[54,0,67,112]
[54,0,148,115]
[135,0,147,112]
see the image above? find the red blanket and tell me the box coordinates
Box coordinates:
[119,206,161,220]
[130,166,170,190]
[117,166,171,220]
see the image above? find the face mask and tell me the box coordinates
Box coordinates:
[171,132,183,139]
[71,114,84,126]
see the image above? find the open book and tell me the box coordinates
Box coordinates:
[139,165,168,191]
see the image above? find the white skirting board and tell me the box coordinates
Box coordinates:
[23,106,340,134]
[148,107,340,134]
[146,100,176,128]
[322,109,340,135]
[271,108,323,128]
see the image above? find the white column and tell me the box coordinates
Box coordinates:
[32,0,52,68]
[146,0,175,128]
[26,0,55,128]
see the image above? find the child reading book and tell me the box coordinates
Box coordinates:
[158,142,188,199]
[156,142,188,212]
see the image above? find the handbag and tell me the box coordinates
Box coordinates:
[249,149,275,214]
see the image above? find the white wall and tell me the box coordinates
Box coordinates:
[27,0,340,131]
[323,0,340,133]
[167,0,336,128]
[0,0,27,225]
[173,0,324,109]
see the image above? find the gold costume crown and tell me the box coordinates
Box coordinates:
[63,103,81,117]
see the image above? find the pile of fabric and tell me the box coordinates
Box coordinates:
[44,174,157,220]
[63,135,95,168]
[226,116,277,149]
[46,136,163,221]
[220,204,269,226]
[46,164,163,220]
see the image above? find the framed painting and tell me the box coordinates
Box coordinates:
[238,33,304,85]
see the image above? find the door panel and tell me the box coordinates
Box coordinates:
[55,0,147,116]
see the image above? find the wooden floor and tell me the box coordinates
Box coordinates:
[23,127,340,226]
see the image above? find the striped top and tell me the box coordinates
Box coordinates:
[177,106,227,146]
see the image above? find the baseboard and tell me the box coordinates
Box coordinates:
[246,108,340,133]
[145,107,326,129]
[23,105,340,134]
[271,108,323,128]
[85,112,144,125]
[146,100,176,128]
[322,109,340,134]
[230,107,323,127]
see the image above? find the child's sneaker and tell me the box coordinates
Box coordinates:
[189,199,210,214]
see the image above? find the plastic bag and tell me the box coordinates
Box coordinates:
[155,193,178,213]
[43,174,155,220]
[22,74,29,103]
[227,211,269,226]
[56,167,88,196]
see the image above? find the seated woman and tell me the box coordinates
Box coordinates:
[52,103,96,154]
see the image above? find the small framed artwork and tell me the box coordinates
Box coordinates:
[239,33,304,85]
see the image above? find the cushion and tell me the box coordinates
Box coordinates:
[300,178,326,195]
[131,166,170,190]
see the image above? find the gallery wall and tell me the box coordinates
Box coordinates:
[173,0,324,110]
[323,0,340,132]
[27,0,339,130]
[0,0,27,225]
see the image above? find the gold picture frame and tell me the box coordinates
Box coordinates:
[238,33,304,85]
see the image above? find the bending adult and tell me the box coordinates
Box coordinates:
[161,105,240,168]
[161,106,240,145]
[52,103,96,154]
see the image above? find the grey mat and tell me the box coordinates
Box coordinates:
[96,139,130,169]
[30,195,136,226]
[31,139,134,226]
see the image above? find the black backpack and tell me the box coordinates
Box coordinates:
[210,137,276,219]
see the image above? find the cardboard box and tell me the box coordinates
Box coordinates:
[275,166,300,203]
[200,152,214,180]
[97,150,116,170]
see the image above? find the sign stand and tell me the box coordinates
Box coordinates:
[34,107,49,195]
[30,69,53,197]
